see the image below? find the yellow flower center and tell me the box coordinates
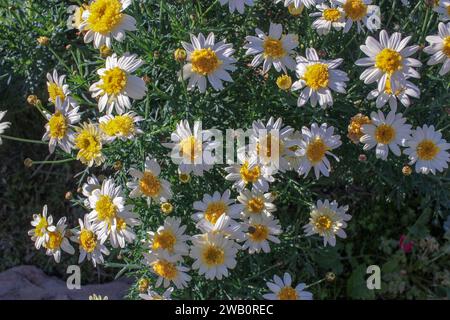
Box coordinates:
[100,67,128,95]
[79,229,97,253]
[443,36,450,58]
[277,286,298,300]
[179,135,202,162]
[34,216,48,237]
[152,230,176,253]
[87,0,123,34]
[303,63,329,91]
[48,83,65,103]
[100,115,134,137]
[191,48,222,75]
[75,126,102,162]
[315,215,333,232]
[240,161,261,184]
[343,0,368,21]
[248,224,269,242]
[374,124,396,144]
[416,140,440,161]
[45,231,63,250]
[139,171,161,197]
[276,74,292,90]
[247,197,265,214]
[204,201,228,224]
[201,245,225,267]
[263,38,286,59]
[306,138,328,164]
[48,111,68,139]
[95,195,117,221]
[323,8,341,22]
[375,49,403,75]
[153,260,178,280]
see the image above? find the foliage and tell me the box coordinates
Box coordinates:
[0,0,449,299]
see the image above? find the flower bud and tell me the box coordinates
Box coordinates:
[174,48,187,62]
[276,74,292,91]
[37,36,50,46]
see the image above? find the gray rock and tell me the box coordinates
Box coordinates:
[0,265,133,300]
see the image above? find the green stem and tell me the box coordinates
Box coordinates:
[0,134,46,144]
[201,0,218,18]
[48,47,71,72]
[32,157,76,165]
[305,278,326,289]
[34,102,49,120]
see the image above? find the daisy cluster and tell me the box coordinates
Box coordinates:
[6,0,446,300]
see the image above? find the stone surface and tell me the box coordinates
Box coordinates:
[0,265,133,300]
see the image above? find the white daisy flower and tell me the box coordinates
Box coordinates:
[219,0,254,14]
[310,3,345,35]
[90,53,146,115]
[249,117,298,172]
[143,251,191,289]
[28,205,54,250]
[192,190,243,225]
[46,70,73,105]
[225,153,275,192]
[366,76,420,111]
[43,217,75,263]
[355,30,422,93]
[244,23,298,74]
[87,178,133,240]
[67,4,86,30]
[303,199,351,247]
[195,214,246,241]
[237,189,277,219]
[263,272,313,300]
[42,97,81,154]
[292,48,349,108]
[0,110,11,145]
[181,33,237,93]
[434,0,450,21]
[296,123,342,179]
[163,120,215,176]
[126,157,173,204]
[404,124,450,175]
[99,111,143,142]
[275,0,322,9]
[71,215,110,267]
[139,287,174,300]
[80,0,136,48]
[360,110,412,160]
[146,217,190,256]
[333,0,381,33]
[424,22,450,76]
[190,232,238,280]
[241,215,282,254]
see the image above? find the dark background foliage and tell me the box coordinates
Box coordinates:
[0,0,449,299]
